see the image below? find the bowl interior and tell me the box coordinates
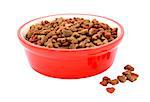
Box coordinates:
[20,14,121,38]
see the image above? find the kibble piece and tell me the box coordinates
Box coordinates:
[89,28,98,36]
[62,29,73,37]
[29,35,38,42]
[110,79,119,85]
[100,23,108,30]
[37,40,42,45]
[69,44,78,49]
[57,38,66,43]
[68,36,78,44]
[92,34,101,40]
[93,39,103,46]
[104,31,111,39]
[112,28,118,35]
[72,32,80,38]
[79,29,88,34]
[85,42,95,47]
[103,76,111,83]
[39,29,51,35]
[37,35,45,40]
[108,36,115,42]
[92,19,99,24]
[103,76,111,81]
[124,65,134,71]
[41,20,49,25]
[79,41,86,48]
[126,73,139,82]
[46,39,53,48]
[117,75,127,83]
[77,35,87,42]
[84,38,91,43]
[46,31,56,38]
[122,70,132,75]
[106,87,115,94]
[100,80,108,86]
[53,42,61,48]
[62,42,69,46]
[103,39,109,44]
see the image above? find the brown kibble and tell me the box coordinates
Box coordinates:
[117,75,127,83]
[103,39,109,44]
[69,44,78,49]
[103,76,111,81]
[79,41,86,48]
[72,32,80,38]
[89,28,98,36]
[46,31,56,38]
[53,42,61,48]
[79,29,88,34]
[39,30,51,35]
[46,39,53,48]
[25,17,118,49]
[68,36,78,44]
[126,73,139,82]
[37,40,42,45]
[112,35,117,39]
[104,31,111,39]
[92,34,101,40]
[106,87,115,94]
[102,76,111,83]
[29,35,38,42]
[93,39,103,46]
[83,38,91,43]
[41,20,49,25]
[85,42,95,47]
[62,42,69,46]
[112,28,118,35]
[110,79,119,85]
[99,65,139,94]
[62,29,73,37]
[57,38,66,43]
[92,19,99,24]
[100,23,108,30]
[122,70,132,75]
[108,36,115,42]
[124,65,134,71]
[100,80,108,86]
[77,35,87,42]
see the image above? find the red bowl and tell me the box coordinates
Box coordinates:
[18,14,124,79]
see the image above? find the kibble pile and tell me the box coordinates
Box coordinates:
[25,17,118,49]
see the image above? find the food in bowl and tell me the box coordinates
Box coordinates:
[25,17,118,49]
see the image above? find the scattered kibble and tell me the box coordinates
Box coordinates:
[25,17,118,49]
[103,76,111,82]
[126,73,139,82]
[122,70,132,75]
[117,75,127,83]
[124,65,134,71]
[100,80,108,86]
[99,64,139,94]
[106,87,115,94]
[110,79,119,85]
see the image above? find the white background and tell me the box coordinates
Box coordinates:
[0,0,150,101]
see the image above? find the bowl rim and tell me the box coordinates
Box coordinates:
[17,13,124,52]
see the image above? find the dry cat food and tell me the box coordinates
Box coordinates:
[25,17,118,49]
[99,65,139,94]
[106,87,115,93]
